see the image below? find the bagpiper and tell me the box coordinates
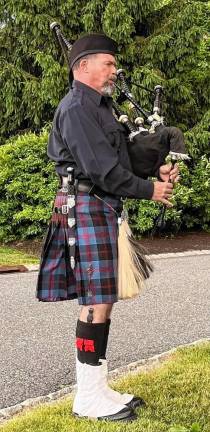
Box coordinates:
[36,33,179,421]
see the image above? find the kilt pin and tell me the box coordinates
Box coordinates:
[36,190,122,305]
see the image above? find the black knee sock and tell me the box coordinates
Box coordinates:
[76,319,106,365]
[100,319,111,360]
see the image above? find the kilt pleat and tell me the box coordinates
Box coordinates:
[36,190,122,305]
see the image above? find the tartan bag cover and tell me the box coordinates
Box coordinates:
[36,190,122,305]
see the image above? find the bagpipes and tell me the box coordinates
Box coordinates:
[113,74,188,179]
[49,23,189,299]
[113,69,190,232]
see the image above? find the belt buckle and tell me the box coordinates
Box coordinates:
[62,205,68,214]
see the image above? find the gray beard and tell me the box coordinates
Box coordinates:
[101,83,115,97]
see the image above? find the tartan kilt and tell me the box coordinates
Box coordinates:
[36,190,122,305]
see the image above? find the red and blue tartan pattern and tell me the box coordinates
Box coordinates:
[36,190,122,305]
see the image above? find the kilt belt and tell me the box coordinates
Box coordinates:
[61,176,94,192]
[61,177,113,198]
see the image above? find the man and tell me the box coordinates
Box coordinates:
[37,33,179,421]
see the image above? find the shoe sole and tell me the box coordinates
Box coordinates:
[73,412,137,422]
[126,400,146,409]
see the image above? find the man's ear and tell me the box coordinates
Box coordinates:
[80,58,88,73]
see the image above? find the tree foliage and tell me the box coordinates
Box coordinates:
[0,0,209,239]
[2,0,208,142]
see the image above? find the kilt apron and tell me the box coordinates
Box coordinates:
[36,190,122,305]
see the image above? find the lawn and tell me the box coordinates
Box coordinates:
[0,342,209,432]
[0,246,39,265]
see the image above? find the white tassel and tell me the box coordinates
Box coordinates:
[117,210,153,300]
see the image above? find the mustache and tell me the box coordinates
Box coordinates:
[104,76,117,86]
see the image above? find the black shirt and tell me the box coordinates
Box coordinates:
[47,80,154,199]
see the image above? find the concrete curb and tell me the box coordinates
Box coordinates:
[0,338,209,424]
[0,249,209,275]
[22,264,40,272]
[148,249,210,260]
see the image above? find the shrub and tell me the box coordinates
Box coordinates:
[126,155,210,237]
[0,130,58,242]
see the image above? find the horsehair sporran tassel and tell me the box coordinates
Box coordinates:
[117,209,153,300]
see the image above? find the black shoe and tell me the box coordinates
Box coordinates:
[126,396,146,409]
[74,407,137,422]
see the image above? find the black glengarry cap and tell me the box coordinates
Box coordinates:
[69,33,118,70]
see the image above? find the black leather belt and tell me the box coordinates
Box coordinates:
[61,177,107,196]
[77,181,95,193]
[57,177,122,214]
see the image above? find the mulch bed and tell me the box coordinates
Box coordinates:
[139,231,210,254]
[3,231,210,256]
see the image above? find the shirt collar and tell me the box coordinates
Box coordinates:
[72,80,113,108]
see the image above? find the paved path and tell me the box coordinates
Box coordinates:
[0,252,209,409]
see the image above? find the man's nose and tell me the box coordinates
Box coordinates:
[110,63,117,74]
[111,69,117,80]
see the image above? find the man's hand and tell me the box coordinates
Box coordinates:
[159,163,180,183]
[152,181,173,207]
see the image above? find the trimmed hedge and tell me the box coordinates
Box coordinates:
[126,156,210,236]
[0,130,58,242]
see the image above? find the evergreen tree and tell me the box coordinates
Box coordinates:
[0,0,166,143]
[132,0,210,150]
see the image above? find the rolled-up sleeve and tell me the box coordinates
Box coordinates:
[59,104,154,200]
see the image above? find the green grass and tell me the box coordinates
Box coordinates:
[0,246,39,265]
[1,342,210,432]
